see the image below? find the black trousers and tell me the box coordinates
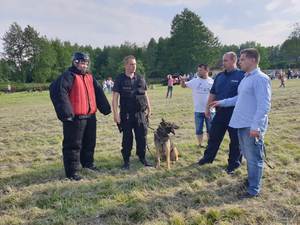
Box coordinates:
[62,115,96,177]
[202,120,242,169]
[120,112,147,163]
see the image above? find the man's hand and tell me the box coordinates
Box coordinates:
[209,101,220,108]
[249,130,260,138]
[205,108,211,119]
[146,108,152,119]
[113,113,120,124]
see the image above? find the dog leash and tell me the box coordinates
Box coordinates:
[144,115,155,157]
[263,144,274,169]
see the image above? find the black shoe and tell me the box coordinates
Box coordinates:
[84,165,100,172]
[68,174,82,181]
[121,162,130,170]
[243,179,249,188]
[239,192,260,199]
[198,158,212,166]
[225,164,240,175]
[140,158,153,167]
[225,167,236,175]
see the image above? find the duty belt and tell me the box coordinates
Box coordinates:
[74,114,94,119]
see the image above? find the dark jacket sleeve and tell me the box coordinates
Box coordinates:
[93,77,111,115]
[49,71,74,121]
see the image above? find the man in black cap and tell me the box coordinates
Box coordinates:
[112,55,152,170]
[50,52,111,180]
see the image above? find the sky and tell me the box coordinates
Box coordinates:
[0,0,299,51]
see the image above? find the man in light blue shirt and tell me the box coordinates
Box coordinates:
[210,48,271,198]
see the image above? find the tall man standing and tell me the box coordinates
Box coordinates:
[112,55,152,170]
[181,64,214,147]
[50,52,111,181]
[198,52,244,174]
[211,48,271,197]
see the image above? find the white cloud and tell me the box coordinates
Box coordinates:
[0,0,170,51]
[265,0,284,11]
[1,0,299,53]
[209,19,292,46]
[127,0,210,8]
[266,0,300,15]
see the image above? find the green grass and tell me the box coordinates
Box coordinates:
[0,80,299,225]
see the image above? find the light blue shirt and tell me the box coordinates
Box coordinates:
[219,68,271,132]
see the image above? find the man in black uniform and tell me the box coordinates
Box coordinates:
[50,52,111,180]
[198,52,244,174]
[112,55,152,170]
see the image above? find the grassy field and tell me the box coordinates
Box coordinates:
[0,79,299,225]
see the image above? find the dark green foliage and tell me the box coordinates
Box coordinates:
[1,17,299,84]
[168,8,220,74]
[281,24,300,67]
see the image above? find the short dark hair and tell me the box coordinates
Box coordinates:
[240,48,260,63]
[224,51,237,62]
[123,55,136,64]
[198,64,209,70]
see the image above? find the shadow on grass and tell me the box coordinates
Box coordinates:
[0,162,64,189]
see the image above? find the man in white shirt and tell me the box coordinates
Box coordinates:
[181,64,214,147]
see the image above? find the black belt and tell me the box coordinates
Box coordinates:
[74,114,94,119]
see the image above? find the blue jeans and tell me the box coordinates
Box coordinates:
[194,112,212,135]
[238,127,265,195]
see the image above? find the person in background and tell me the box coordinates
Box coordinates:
[181,64,214,147]
[278,70,286,88]
[166,74,174,98]
[106,77,114,94]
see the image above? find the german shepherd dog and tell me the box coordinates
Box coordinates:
[154,119,179,169]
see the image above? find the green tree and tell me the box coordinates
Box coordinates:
[31,38,57,82]
[2,22,25,81]
[168,8,220,73]
[145,38,159,78]
[266,45,284,69]
[281,23,300,66]
[50,39,73,78]
[2,22,41,82]
[156,37,172,77]
[0,60,11,81]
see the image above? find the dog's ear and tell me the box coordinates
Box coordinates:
[161,118,166,124]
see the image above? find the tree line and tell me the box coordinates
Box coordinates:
[0,8,299,83]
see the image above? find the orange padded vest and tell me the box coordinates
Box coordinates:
[69,73,97,116]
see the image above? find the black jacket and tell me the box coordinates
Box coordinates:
[50,66,111,121]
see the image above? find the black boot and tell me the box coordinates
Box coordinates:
[67,173,82,181]
[83,165,100,172]
[121,161,130,170]
[140,158,153,167]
